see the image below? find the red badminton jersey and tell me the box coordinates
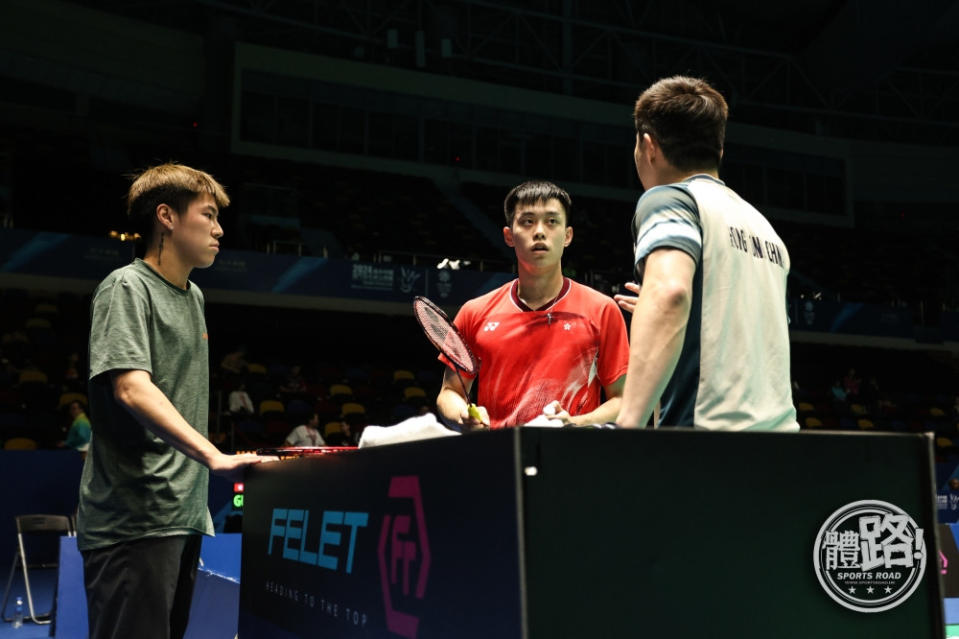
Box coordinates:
[440,278,630,429]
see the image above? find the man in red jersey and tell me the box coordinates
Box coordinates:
[436,180,629,430]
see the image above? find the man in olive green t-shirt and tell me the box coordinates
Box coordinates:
[78,164,271,639]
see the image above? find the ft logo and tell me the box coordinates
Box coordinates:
[378,476,431,638]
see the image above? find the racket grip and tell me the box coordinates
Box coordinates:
[467,404,483,421]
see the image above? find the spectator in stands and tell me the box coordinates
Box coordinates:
[284,412,325,447]
[77,163,271,639]
[859,375,881,414]
[843,367,861,399]
[59,400,91,452]
[227,382,254,416]
[615,76,798,431]
[279,364,306,395]
[830,379,847,404]
[435,180,630,429]
[63,351,82,388]
[325,420,359,447]
[219,344,248,376]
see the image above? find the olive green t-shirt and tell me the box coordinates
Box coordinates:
[78,259,214,551]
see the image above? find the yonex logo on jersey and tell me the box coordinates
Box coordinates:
[483,322,500,332]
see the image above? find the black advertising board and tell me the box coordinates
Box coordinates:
[241,428,943,638]
[519,428,943,638]
[239,432,523,638]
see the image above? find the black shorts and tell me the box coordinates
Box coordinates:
[82,534,203,639]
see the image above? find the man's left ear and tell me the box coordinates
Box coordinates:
[642,132,658,160]
[564,226,573,247]
[503,226,514,247]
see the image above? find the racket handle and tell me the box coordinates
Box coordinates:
[467,404,483,421]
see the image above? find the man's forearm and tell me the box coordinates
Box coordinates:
[436,387,468,426]
[569,396,622,426]
[113,370,221,468]
[617,293,689,428]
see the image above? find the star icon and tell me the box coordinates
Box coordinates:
[866,586,874,594]
[848,586,856,594]
[563,322,572,331]
[884,586,892,594]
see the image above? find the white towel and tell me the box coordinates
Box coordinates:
[358,412,461,448]
[522,414,565,427]
[522,401,565,427]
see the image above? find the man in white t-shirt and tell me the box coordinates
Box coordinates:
[227,383,254,416]
[284,412,325,447]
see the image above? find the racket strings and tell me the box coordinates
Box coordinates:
[413,296,484,423]
[414,303,478,374]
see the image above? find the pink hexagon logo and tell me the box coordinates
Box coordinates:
[377,476,431,638]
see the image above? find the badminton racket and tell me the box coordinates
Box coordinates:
[412,296,483,422]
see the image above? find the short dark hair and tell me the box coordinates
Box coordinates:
[126,163,230,245]
[503,180,572,226]
[633,76,728,172]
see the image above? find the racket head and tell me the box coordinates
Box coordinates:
[412,296,480,375]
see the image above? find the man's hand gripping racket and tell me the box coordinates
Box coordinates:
[412,296,486,426]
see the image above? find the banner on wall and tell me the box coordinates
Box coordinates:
[0,229,947,334]
[0,229,512,308]
[791,298,915,338]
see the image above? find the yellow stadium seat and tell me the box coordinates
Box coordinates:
[341,402,366,416]
[246,362,267,375]
[258,399,284,415]
[4,437,38,450]
[804,416,823,429]
[392,369,415,384]
[24,317,52,329]
[18,370,48,384]
[403,386,427,400]
[323,421,343,438]
[329,384,353,400]
[797,401,815,413]
[857,418,875,430]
